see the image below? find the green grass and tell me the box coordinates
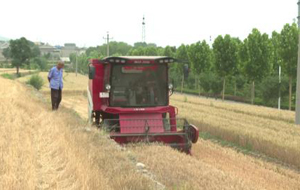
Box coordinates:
[1,73,15,80]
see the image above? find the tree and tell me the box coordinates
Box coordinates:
[270,31,282,75]
[134,42,147,48]
[175,44,189,92]
[188,40,212,94]
[2,47,10,62]
[279,23,299,110]
[9,37,32,74]
[144,46,158,56]
[163,46,176,57]
[31,45,41,58]
[244,29,272,104]
[31,57,47,71]
[128,47,145,56]
[259,75,289,105]
[213,35,239,100]
[109,41,132,55]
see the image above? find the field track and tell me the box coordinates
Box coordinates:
[2,72,300,189]
[0,77,157,189]
[62,90,300,190]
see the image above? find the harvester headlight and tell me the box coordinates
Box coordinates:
[105,84,111,91]
[168,84,173,90]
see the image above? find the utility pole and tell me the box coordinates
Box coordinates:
[75,52,78,77]
[103,31,113,57]
[295,0,300,124]
[278,65,281,110]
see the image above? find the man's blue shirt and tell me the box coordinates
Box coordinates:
[48,66,63,90]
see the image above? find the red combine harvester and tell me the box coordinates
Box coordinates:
[87,56,199,153]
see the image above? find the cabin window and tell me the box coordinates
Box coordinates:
[110,64,168,107]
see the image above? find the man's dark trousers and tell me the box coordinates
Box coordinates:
[51,88,62,110]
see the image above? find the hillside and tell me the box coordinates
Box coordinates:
[0,35,9,41]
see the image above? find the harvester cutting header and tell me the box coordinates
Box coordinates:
[87,56,198,153]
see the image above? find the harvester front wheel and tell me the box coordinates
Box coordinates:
[185,124,199,143]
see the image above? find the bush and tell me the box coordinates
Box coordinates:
[26,74,44,90]
[259,75,289,104]
[1,73,15,80]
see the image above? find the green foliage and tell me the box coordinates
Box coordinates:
[259,75,289,104]
[174,44,189,75]
[128,47,145,56]
[31,45,41,58]
[244,29,272,82]
[270,31,282,75]
[39,22,299,110]
[86,41,132,57]
[199,72,222,95]
[213,35,239,77]
[144,46,158,56]
[30,57,48,71]
[280,23,298,78]
[210,74,223,95]
[199,72,212,92]
[163,46,176,57]
[188,40,212,75]
[2,47,11,61]
[134,42,147,48]
[26,74,44,90]
[235,75,247,90]
[1,73,14,80]
[9,37,33,74]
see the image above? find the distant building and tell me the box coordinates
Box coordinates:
[0,41,86,63]
[39,44,56,55]
[61,43,78,58]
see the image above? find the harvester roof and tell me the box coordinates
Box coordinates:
[102,56,176,64]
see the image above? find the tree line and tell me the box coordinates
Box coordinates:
[79,23,298,110]
[1,37,48,74]
[2,23,298,109]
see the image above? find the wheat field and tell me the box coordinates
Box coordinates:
[0,68,36,75]
[17,72,88,92]
[0,77,157,190]
[171,94,300,169]
[4,71,300,189]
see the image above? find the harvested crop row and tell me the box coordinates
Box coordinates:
[192,139,300,190]
[129,144,256,190]
[59,92,300,190]
[0,77,155,190]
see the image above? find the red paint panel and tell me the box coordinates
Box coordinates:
[119,114,164,134]
[92,63,104,110]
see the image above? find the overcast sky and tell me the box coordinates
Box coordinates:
[0,0,297,47]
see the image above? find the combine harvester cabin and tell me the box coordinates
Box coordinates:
[87,56,199,153]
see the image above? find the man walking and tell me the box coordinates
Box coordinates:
[48,61,64,110]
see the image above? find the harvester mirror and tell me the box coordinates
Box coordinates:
[169,83,174,96]
[89,65,95,79]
